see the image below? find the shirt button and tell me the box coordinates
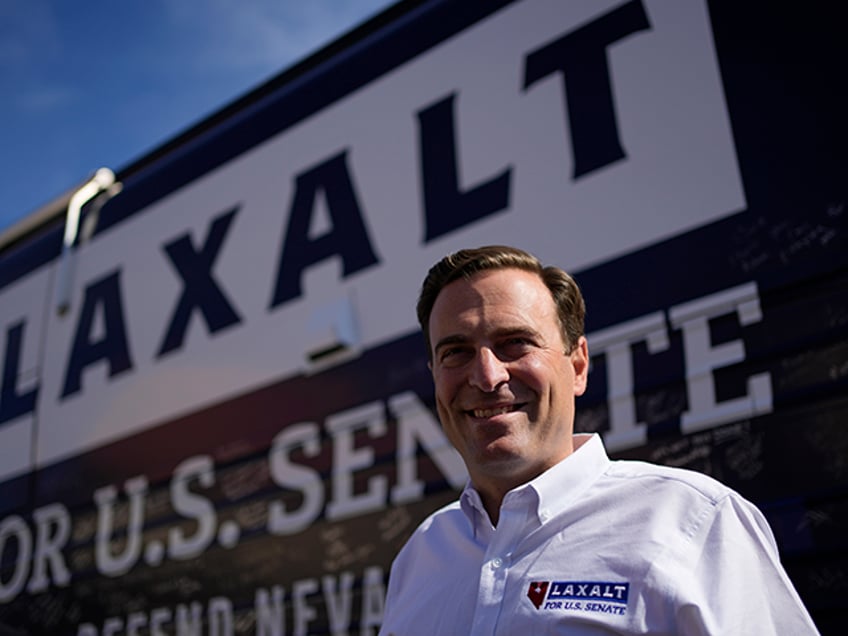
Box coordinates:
[492,557,503,569]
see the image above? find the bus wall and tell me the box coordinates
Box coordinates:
[0,1,845,633]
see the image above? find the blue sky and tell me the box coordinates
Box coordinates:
[0,0,396,234]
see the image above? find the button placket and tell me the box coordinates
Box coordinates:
[470,494,532,634]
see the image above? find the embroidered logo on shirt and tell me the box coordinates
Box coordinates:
[527,580,630,615]
[527,581,550,609]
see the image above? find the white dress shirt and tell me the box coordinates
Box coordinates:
[379,434,818,635]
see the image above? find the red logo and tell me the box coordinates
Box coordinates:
[527,581,549,609]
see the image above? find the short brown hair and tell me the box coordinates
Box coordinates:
[416,245,585,358]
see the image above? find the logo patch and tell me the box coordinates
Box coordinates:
[527,581,550,609]
[527,580,630,615]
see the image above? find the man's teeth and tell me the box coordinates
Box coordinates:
[473,406,513,418]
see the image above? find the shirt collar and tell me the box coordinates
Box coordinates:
[460,433,610,535]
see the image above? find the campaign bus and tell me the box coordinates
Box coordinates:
[0,1,844,633]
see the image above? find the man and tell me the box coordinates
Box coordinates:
[379,245,818,634]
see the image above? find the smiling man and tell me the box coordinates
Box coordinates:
[379,245,818,635]
[427,253,588,525]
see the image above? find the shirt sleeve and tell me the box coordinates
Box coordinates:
[379,540,415,636]
[676,493,820,635]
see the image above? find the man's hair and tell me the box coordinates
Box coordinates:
[416,245,585,358]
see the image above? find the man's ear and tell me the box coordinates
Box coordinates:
[571,336,589,396]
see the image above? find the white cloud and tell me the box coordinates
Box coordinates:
[15,85,78,113]
[0,0,62,68]
[0,0,398,229]
[0,0,78,115]
[158,0,394,74]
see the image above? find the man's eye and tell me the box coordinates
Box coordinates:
[500,338,533,357]
[440,347,470,365]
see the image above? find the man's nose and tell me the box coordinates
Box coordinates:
[469,347,509,392]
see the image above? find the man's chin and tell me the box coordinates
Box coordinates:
[473,443,527,471]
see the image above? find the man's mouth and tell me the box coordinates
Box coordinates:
[469,404,523,418]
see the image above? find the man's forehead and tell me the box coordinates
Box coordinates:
[430,269,557,332]
[434,268,549,308]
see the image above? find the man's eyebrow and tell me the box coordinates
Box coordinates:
[490,325,542,341]
[433,327,542,353]
[490,326,542,341]
[433,334,470,353]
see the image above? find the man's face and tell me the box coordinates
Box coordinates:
[428,268,589,490]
